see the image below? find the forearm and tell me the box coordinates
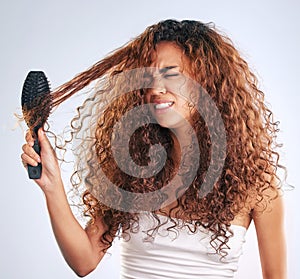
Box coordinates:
[254,193,287,279]
[44,183,101,277]
[22,129,102,276]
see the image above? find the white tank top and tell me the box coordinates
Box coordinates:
[120,212,246,279]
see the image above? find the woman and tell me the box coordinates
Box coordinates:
[21,19,286,278]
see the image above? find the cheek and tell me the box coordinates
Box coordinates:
[165,83,192,105]
[176,99,193,118]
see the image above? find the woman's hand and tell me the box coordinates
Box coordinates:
[21,128,106,276]
[21,128,63,194]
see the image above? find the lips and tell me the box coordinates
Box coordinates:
[154,102,174,110]
[150,98,175,110]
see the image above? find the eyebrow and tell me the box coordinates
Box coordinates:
[158,66,179,74]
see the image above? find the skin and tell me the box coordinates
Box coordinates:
[21,42,286,278]
[145,42,196,143]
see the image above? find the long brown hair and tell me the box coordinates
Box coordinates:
[45,19,284,256]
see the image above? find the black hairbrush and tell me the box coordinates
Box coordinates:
[21,71,52,179]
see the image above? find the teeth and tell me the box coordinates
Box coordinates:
[154,102,173,109]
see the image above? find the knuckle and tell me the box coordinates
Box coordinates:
[22,143,29,153]
[25,131,33,141]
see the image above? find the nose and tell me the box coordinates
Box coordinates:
[149,76,166,95]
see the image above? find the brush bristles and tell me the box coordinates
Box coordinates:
[21,71,52,132]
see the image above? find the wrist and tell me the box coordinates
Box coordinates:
[43,178,66,201]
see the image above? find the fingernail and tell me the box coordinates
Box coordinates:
[37,157,41,163]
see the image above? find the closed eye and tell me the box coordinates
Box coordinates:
[164,73,179,78]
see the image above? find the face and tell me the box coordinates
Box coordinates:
[144,42,195,130]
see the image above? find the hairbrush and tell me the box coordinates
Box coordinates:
[21,71,52,179]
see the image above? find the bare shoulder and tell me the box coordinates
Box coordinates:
[231,180,283,229]
[252,172,284,216]
[252,185,284,226]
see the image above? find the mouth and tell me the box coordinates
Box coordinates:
[154,102,174,110]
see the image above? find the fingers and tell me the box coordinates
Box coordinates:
[22,128,57,170]
[25,129,34,145]
[21,152,38,167]
[21,129,41,168]
[21,142,41,167]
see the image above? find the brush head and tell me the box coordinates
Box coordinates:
[21,71,52,133]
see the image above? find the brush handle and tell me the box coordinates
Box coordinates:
[28,138,42,179]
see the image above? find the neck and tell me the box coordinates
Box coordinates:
[171,125,193,150]
[170,125,195,168]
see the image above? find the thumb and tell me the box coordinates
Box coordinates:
[37,128,52,152]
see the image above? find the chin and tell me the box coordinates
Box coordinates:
[156,120,181,130]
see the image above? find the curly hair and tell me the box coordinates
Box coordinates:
[44,19,284,257]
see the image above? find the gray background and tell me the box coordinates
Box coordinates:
[0,0,298,278]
